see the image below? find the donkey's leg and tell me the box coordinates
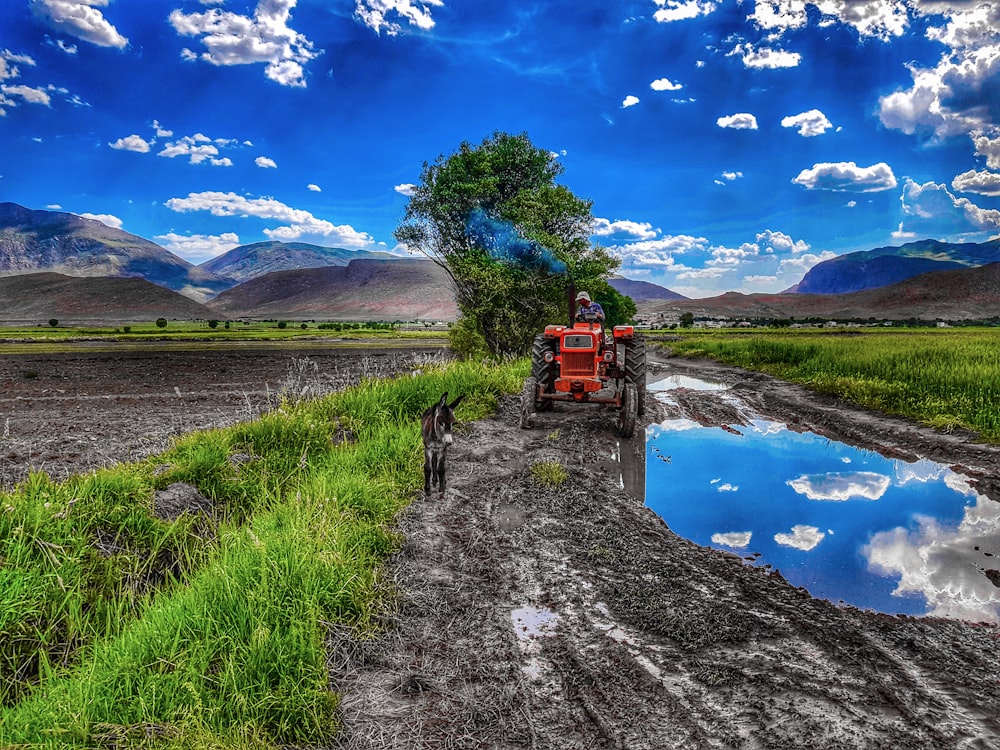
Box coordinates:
[436,450,447,497]
[423,448,433,495]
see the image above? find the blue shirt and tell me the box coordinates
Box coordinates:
[576,300,605,321]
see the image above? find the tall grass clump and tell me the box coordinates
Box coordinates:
[669,328,1000,440]
[1,357,525,748]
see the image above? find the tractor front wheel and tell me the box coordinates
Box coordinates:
[616,382,638,438]
[531,334,557,411]
[624,336,647,416]
[520,376,538,429]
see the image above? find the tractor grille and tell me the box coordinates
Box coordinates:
[561,351,596,376]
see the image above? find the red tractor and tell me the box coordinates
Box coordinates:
[520,312,646,438]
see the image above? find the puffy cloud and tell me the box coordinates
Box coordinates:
[622,95,640,108]
[154,231,241,262]
[750,0,909,41]
[757,229,809,254]
[653,0,717,23]
[864,494,1000,622]
[609,234,709,273]
[730,43,801,70]
[354,0,444,36]
[394,183,417,196]
[894,459,946,486]
[792,161,897,192]
[708,241,760,267]
[157,132,237,166]
[787,471,891,501]
[108,134,151,153]
[0,84,51,107]
[774,524,825,551]
[973,134,1000,170]
[781,109,833,137]
[78,212,122,229]
[897,177,1000,237]
[169,0,320,88]
[951,169,1000,197]
[711,531,752,548]
[592,218,657,240]
[152,120,173,138]
[650,77,682,91]
[255,155,277,168]
[716,112,758,130]
[165,191,375,247]
[31,0,129,49]
[307,183,322,192]
[1,50,35,81]
[778,250,838,275]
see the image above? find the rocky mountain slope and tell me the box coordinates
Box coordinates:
[207,258,457,321]
[795,238,1000,294]
[0,272,214,324]
[608,277,686,301]
[0,202,233,303]
[198,241,401,283]
[643,262,1000,322]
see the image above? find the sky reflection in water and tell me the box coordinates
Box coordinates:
[646,383,1000,623]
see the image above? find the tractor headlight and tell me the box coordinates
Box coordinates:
[603,351,614,362]
[543,351,555,363]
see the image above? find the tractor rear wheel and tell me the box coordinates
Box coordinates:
[624,336,647,416]
[531,334,557,411]
[616,382,638,438]
[520,376,538,429]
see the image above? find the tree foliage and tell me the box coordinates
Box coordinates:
[395,131,622,357]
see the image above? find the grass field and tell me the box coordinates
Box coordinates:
[663,326,1000,441]
[0,357,525,749]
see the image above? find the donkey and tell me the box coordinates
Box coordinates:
[421,392,464,498]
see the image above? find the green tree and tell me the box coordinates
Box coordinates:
[395,131,620,357]
[208,319,219,329]
[155,318,168,329]
[48,319,58,328]
[679,312,695,328]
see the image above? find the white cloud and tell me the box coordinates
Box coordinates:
[894,459,946,486]
[592,218,657,240]
[730,42,801,69]
[650,77,682,91]
[31,0,129,49]
[78,212,122,229]
[973,134,1000,170]
[897,177,1000,238]
[169,0,320,88]
[750,0,909,41]
[108,134,151,153]
[757,229,809,254]
[774,524,825,551]
[1,51,35,82]
[721,171,743,181]
[778,250,838,275]
[157,132,237,166]
[717,112,758,130]
[787,471,891,501]
[864,494,1000,622]
[716,483,738,492]
[307,183,322,192]
[711,531,752,548]
[355,0,444,36]
[255,156,277,168]
[781,109,833,137]
[792,161,897,192]
[155,231,241,262]
[55,38,78,55]
[952,169,1000,197]
[165,191,375,247]
[152,120,173,138]
[622,95,640,108]
[653,0,717,23]
[609,234,709,273]
[0,84,51,107]
[394,183,417,196]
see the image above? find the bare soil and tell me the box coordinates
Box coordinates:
[2,342,999,748]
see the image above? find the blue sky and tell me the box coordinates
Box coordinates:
[1,0,999,298]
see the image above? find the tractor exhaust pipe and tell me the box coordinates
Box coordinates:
[568,276,576,327]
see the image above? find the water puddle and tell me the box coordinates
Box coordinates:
[646,378,1000,623]
[650,374,728,392]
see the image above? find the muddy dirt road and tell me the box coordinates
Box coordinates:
[2,343,999,748]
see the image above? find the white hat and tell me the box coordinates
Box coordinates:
[576,291,591,302]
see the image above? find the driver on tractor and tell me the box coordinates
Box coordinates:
[574,291,605,323]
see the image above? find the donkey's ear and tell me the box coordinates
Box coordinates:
[438,392,449,406]
[448,394,464,409]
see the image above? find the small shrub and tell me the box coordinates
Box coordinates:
[122,325,131,333]
[530,460,567,487]
[48,319,58,327]
[277,321,288,330]
[155,318,168,329]
[208,319,219,329]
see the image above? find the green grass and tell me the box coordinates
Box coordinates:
[663,327,1000,441]
[0,357,527,748]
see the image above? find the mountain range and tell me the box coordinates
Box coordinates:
[3,202,1000,325]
